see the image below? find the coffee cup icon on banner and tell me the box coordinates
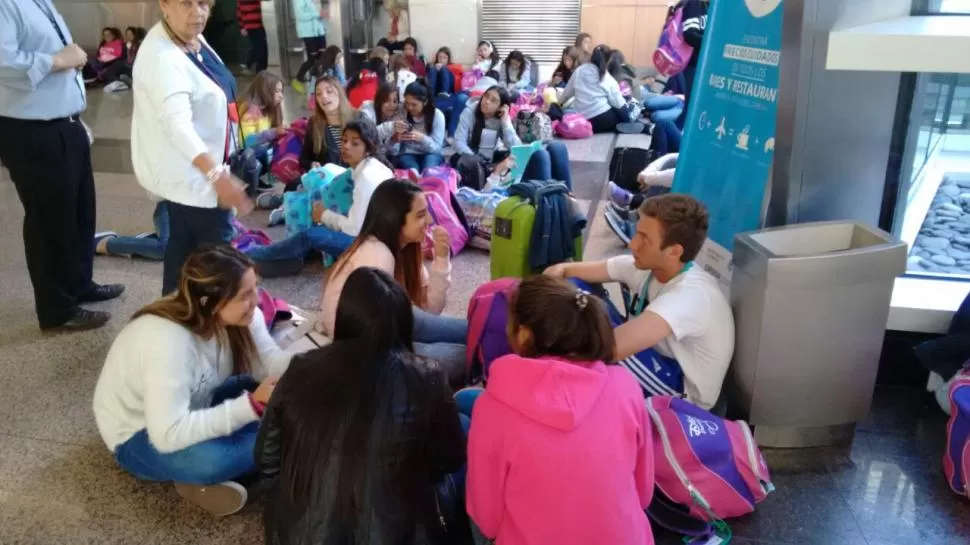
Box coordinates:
[745,0,783,17]
[764,137,776,153]
[736,126,751,151]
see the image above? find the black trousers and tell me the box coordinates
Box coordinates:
[163,201,234,295]
[589,107,623,133]
[0,115,96,328]
[296,36,327,81]
[246,27,269,71]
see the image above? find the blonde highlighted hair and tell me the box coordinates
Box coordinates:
[133,246,257,375]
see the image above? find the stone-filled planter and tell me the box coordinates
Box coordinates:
[910,174,970,274]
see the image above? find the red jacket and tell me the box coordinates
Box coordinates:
[347,71,380,109]
[237,0,264,31]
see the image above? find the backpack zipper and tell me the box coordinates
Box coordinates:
[739,420,774,494]
[647,401,716,516]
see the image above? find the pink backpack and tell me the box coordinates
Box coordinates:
[270,118,309,185]
[394,168,420,183]
[419,176,470,259]
[465,278,519,383]
[653,5,694,77]
[422,165,459,194]
[646,396,774,521]
[945,368,970,498]
[553,113,593,139]
[461,68,482,91]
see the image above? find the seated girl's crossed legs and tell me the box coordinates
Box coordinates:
[113,375,260,485]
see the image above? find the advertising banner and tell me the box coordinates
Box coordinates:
[671,0,784,288]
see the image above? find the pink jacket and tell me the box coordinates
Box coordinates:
[98,39,124,63]
[467,354,655,545]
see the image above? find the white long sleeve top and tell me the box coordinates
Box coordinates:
[320,156,395,236]
[92,308,293,454]
[130,23,236,208]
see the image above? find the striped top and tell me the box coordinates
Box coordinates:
[237,0,264,31]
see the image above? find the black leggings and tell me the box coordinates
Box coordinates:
[296,36,327,81]
[588,107,628,134]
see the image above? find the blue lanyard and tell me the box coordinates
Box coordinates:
[628,261,693,317]
[31,0,85,105]
[184,46,238,160]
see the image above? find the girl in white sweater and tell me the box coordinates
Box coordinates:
[92,246,293,516]
[322,179,468,386]
[245,118,396,277]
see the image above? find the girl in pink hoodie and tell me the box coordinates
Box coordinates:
[466,276,655,545]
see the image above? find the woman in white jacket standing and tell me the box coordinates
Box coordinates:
[131,0,252,295]
[560,44,629,133]
[93,246,293,516]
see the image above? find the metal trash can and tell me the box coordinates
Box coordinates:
[729,221,908,448]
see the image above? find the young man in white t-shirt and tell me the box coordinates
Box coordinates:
[545,194,734,409]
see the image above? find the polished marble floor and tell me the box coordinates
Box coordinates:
[0,90,967,545]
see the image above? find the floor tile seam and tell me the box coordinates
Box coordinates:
[821,461,885,545]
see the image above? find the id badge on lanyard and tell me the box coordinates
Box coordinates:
[627,261,694,318]
[185,47,239,161]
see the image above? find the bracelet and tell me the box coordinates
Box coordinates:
[205,164,227,185]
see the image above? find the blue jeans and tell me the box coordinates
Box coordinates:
[643,93,684,124]
[164,202,234,295]
[394,153,445,172]
[523,141,572,191]
[650,119,682,156]
[113,375,260,485]
[244,225,354,274]
[445,93,469,137]
[105,201,169,261]
[413,307,468,386]
[427,66,456,96]
[455,387,484,418]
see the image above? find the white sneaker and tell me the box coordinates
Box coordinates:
[174,481,247,517]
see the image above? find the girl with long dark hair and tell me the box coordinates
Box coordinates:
[452,86,573,190]
[560,44,629,133]
[83,26,124,83]
[427,46,457,96]
[321,179,468,385]
[257,266,467,545]
[246,119,394,277]
[308,45,347,86]
[550,46,581,88]
[498,50,533,93]
[358,81,403,156]
[385,82,446,171]
[93,246,292,516]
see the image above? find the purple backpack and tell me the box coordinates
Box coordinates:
[465,278,519,383]
[269,119,308,185]
[647,396,774,521]
[944,370,970,498]
[653,4,694,77]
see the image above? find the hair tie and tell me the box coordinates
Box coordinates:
[575,289,589,310]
